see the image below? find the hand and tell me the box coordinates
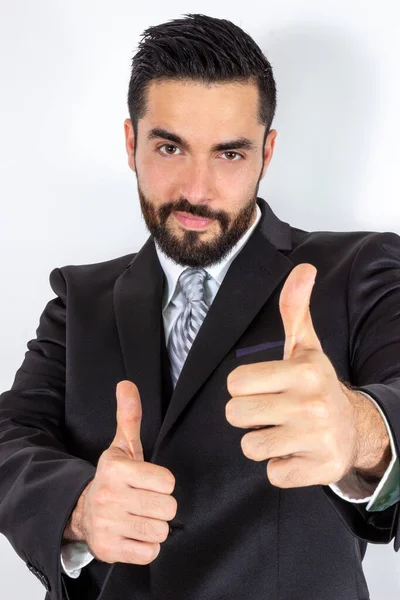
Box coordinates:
[63,381,177,565]
[225,263,361,489]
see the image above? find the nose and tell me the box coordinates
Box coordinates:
[179,157,215,205]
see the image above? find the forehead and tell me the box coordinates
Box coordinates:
[141,79,262,142]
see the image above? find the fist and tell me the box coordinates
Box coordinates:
[74,381,178,565]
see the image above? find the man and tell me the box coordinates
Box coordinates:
[0,12,399,600]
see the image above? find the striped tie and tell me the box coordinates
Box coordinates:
[167,267,209,387]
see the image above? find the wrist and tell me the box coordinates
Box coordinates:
[63,482,91,543]
[349,389,392,477]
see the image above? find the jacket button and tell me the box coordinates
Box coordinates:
[168,520,184,535]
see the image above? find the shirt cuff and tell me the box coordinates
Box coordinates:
[61,541,95,578]
[329,390,398,510]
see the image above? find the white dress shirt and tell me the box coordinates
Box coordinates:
[61,204,398,577]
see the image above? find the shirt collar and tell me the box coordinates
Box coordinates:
[155,203,262,309]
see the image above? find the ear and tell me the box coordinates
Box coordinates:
[260,129,277,180]
[124,118,136,172]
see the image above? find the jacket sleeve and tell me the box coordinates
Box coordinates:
[0,267,97,599]
[321,231,400,552]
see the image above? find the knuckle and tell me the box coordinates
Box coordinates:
[139,490,163,515]
[165,496,178,520]
[144,520,169,543]
[119,546,133,564]
[134,462,154,488]
[241,434,255,459]
[142,465,175,494]
[133,517,151,538]
[240,434,250,456]
[91,538,108,561]
[147,542,162,563]
[225,400,235,421]
[249,398,268,416]
[147,491,162,512]
[301,361,320,389]
[253,433,265,452]
[250,433,267,460]
[267,460,280,486]
[120,545,139,565]
[100,455,118,477]
[95,486,113,507]
[284,466,299,486]
[308,397,329,419]
[118,539,161,566]
[225,399,241,423]
[133,543,161,565]
[135,490,148,513]
[227,365,246,394]
[133,518,167,543]
[164,471,176,494]
[158,521,170,542]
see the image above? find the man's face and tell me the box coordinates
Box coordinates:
[124,79,277,267]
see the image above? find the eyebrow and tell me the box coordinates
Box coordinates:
[147,127,257,153]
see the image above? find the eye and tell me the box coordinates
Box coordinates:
[158,144,182,156]
[221,151,243,161]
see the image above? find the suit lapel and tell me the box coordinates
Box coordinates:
[151,198,294,457]
[113,238,167,459]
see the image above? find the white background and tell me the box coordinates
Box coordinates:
[1,1,400,597]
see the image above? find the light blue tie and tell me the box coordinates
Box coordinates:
[167,268,209,387]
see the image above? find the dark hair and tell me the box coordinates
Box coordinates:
[127,13,277,139]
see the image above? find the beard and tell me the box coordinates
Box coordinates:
[137,184,259,268]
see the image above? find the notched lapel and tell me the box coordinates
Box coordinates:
[113,237,166,460]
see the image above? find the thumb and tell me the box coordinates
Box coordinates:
[279,263,322,360]
[111,380,144,461]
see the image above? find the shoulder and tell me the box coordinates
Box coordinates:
[48,252,137,298]
[289,225,400,266]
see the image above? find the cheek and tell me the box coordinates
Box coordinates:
[138,154,178,197]
[214,161,260,193]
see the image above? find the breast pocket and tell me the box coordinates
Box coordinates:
[232,339,285,366]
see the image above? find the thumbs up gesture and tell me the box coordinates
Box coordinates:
[63,381,177,565]
[225,263,365,489]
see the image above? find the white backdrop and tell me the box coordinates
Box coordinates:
[1,1,399,598]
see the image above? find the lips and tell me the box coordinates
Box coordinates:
[174,211,214,230]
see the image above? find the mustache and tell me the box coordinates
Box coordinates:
[158,198,229,227]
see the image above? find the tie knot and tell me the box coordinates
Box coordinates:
[178,268,208,303]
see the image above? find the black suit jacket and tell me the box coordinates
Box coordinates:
[0,198,399,600]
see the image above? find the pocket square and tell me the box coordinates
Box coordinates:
[235,340,285,358]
